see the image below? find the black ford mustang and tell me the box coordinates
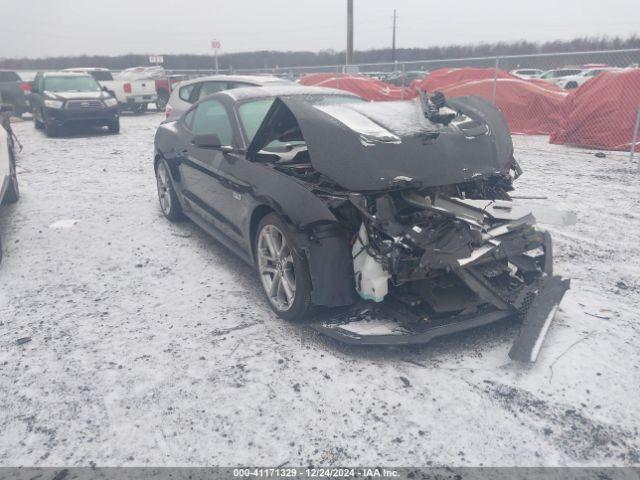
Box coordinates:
[154,85,569,361]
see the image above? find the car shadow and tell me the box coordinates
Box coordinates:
[38,125,116,139]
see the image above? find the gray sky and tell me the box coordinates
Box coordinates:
[0,0,636,58]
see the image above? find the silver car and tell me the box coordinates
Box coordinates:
[164,75,294,120]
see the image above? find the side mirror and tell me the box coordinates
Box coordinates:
[102,86,109,92]
[192,133,223,149]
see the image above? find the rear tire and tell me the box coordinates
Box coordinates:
[155,159,184,222]
[156,92,170,112]
[132,103,148,115]
[255,214,312,322]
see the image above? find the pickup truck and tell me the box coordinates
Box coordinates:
[65,68,157,114]
[0,101,19,262]
[0,70,30,117]
[115,66,186,111]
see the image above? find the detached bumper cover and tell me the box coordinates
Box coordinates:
[312,273,569,358]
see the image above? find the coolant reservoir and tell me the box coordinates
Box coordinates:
[352,224,391,303]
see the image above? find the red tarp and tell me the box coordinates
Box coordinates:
[439,78,567,135]
[550,69,640,152]
[415,67,515,92]
[301,74,417,101]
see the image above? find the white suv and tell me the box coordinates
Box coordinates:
[164,75,294,121]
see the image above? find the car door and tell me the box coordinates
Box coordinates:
[178,98,243,241]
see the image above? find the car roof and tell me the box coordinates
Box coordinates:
[217,85,361,103]
[42,71,94,78]
[64,67,110,72]
[178,74,294,88]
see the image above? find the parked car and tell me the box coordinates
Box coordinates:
[0,70,30,117]
[538,68,583,84]
[555,67,620,89]
[65,68,157,114]
[155,75,188,112]
[386,71,427,86]
[164,75,294,121]
[0,101,19,262]
[153,85,569,360]
[510,69,544,79]
[30,72,120,137]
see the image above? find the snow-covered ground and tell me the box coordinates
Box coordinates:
[0,113,639,467]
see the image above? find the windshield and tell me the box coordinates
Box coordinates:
[0,71,21,82]
[90,71,114,81]
[238,94,362,150]
[44,75,101,92]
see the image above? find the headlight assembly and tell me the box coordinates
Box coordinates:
[44,99,64,109]
[104,97,118,107]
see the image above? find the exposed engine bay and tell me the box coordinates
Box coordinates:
[247,92,572,362]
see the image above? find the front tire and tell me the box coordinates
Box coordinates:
[34,111,44,130]
[255,214,312,321]
[155,159,183,221]
[44,115,59,137]
[108,118,120,134]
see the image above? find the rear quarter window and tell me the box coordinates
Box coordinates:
[179,84,196,102]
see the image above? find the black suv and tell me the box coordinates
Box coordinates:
[30,72,120,137]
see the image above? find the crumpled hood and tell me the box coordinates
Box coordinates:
[248,95,514,192]
[45,91,108,101]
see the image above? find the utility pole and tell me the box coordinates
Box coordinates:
[346,0,354,65]
[392,9,397,64]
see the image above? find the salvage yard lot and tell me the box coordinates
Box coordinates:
[0,112,639,466]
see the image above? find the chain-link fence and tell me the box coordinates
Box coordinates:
[165,49,640,164]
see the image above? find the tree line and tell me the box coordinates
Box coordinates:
[1,35,638,71]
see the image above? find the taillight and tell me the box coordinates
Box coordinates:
[165,105,173,118]
[124,83,132,94]
[20,82,31,93]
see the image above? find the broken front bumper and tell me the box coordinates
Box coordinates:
[312,274,569,362]
[312,197,573,362]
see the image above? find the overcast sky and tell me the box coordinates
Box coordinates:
[0,0,636,58]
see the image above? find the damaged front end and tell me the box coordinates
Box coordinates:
[249,92,570,361]
[315,188,570,362]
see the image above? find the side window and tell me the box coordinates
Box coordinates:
[197,81,228,100]
[190,99,234,144]
[228,82,251,89]
[238,99,274,142]
[179,84,196,102]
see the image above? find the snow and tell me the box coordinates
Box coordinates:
[0,116,639,467]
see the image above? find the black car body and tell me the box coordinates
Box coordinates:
[30,72,120,136]
[0,70,29,117]
[154,85,569,361]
